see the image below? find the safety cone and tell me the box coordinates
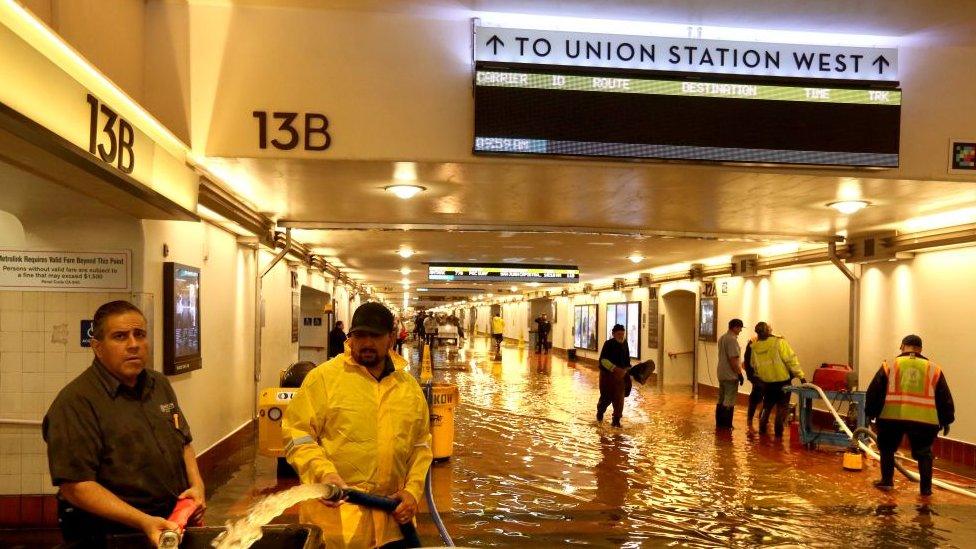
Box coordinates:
[420,343,433,382]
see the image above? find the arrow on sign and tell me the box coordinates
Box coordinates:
[872,55,890,75]
[486,35,504,55]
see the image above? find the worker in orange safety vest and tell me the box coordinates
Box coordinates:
[866,334,955,496]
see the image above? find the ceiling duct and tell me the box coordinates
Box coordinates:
[638,273,652,287]
[731,254,760,277]
[689,263,704,280]
[846,231,912,263]
[612,278,626,291]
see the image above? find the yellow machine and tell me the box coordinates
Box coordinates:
[257,361,316,475]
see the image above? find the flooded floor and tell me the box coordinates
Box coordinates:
[207,337,976,548]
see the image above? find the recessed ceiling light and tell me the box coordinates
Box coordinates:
[628,253,644,263]
[399,267,411,275]
[510,286,517,292]
[385,184,426,199]
[827,200,870,214]
[398,247,414,258]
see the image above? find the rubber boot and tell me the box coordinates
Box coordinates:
[724,406,735,429]
[715,403,723,429]
[878,451,896,489]
[918,456,934,496]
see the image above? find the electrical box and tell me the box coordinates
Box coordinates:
[846,231,911,263]
[731,254,760,277]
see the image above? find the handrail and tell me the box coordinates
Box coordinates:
[0,418,42,426]
[668,350,694,359]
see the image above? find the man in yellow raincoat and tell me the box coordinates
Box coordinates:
[283,302,432,548]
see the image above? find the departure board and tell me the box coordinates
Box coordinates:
[428,263,580,282]
[474,67,901,167]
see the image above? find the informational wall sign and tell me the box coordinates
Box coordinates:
[0,250,131,291]
[949,140,976,173]
[475,25,898,81]
[647,298,659,349]
[80,320,94,347]
[428,263,580,283]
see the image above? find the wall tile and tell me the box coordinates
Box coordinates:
[87,293,111,311]
[21,312,42,331]
[64,293,89,314]
[0,436,21,455]
[0,372,22,393]
[21,454,45,475]
[0,352,22,374]
[42,293,65,313]
[21,353,43,373]
[0,311,23,333]
[20,474,42,495]
[21,433,45,455]
[42,312,65,331]
[66,352,90,374]
[42,373,63,393]
[22,373,43,393]
[42,353,65,373]
[0,394,22,417]
[0,333,22,353]
[0,292,23,312]
[0,475,20,495]
[0,455,21,475]
[21,332,41,353]
[21,293,42,312]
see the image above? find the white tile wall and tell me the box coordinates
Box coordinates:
[0,290,132,495]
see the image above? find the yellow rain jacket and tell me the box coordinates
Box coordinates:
[282,349,432,548]
[749,336,802,383]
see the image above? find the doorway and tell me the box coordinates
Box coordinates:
[660,290,697,392]
[298,286,330,364]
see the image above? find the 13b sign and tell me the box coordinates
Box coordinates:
[86,94,135,174]
[252,111,331,151]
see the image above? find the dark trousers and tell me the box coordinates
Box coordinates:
[758,380,790,435]
[535,333,550,353]
[876,419,939,494]
[747,380,765,423]
[597,370,628,423]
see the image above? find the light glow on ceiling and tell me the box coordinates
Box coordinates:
[385,184,426,200]
[398,247,415,259]
[827,200,870,215]
[628,253,644,264]
[901,207,976,233]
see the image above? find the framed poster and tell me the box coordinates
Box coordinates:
[605,301,641,359]
[573,304,598,351]
[163,262,201,375]
[647,297,659,349]
[699,297,718,342]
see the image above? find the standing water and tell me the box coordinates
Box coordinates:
[212,483,335,549]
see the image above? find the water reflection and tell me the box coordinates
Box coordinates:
[418,337,976,548]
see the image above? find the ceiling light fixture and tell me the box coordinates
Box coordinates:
[399,267,411,275]
[628,253,644,264]
[385,184,426,200]
[509,286,518,292]
[398,247,414,258]
[827,200,870,215]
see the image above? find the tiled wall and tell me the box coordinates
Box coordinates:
[0,290,130,496]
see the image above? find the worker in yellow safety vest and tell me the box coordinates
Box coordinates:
[282,302,432,548]
[866,334,955,496]
[749,322,805,437]
[491,313,505,354]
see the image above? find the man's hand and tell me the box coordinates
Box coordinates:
[737,373,744,386]
[612,367,628,380]
[391,490,418,524]
[942,425,950,436]
[139,515,178,547]
[177,486,206,525]
[320,473,348,507]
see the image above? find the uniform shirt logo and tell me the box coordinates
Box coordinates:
[160,402,176,414]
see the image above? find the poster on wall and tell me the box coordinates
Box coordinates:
[163,262,201,375]
[0,249,130,291]
[699,297,718,342]
[605,301,641,359]
[573,304,598,351]
[647,298,659,349]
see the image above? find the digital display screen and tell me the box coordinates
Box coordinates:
[428,263,579,283]
[574,304,598,351]
[474,67,901,167]
[164,262,201,375]
[699,297,717,343]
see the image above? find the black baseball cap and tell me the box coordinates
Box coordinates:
[349,302,395,335]
[612,324,625,333]
[901,334,923,348]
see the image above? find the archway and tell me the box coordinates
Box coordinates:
[660,290,697,393]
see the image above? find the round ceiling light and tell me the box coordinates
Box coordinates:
[628,253,644,264]
[399,267,411,275]
[827,200,870,214]
[397,247,414,259]
[385,184,426,199]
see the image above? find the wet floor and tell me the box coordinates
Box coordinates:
[208,337,976,548]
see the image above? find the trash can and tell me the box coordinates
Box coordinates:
[567,348,577,361]
[430,383,460,461]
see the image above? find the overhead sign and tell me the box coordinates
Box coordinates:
[428,263,580,283]
[0,250,131,291]
[475,25,898,81]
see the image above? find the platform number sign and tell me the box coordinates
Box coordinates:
[252,111,331,151]
[86,94,135,174]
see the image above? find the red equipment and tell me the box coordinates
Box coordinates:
[811,363,853,392]
[159,498,201,548]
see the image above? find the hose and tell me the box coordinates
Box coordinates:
[422,381,456,547]
[797,383,976,498]
[330,488,423,547]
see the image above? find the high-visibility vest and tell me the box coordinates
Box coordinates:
[879,355,941,425]
[749,336,798,383]
[491,316,504,334]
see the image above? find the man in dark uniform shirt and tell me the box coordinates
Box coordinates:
[534,313,552,354]
[597,324,632,428]
[43,301,205,546]
[328,320,347,359]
